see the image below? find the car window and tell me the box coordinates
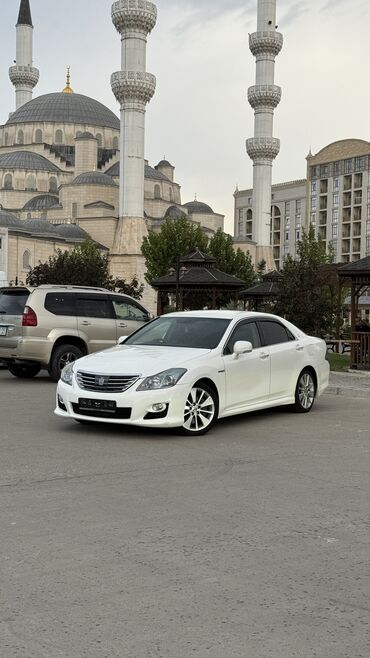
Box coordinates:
[77,295,114,319]
[259,320,295,346]
[0,290,29,315]
[112,298,148,322]
[45,293,76,316]
[224,321,261,355]
[125,317,231,349]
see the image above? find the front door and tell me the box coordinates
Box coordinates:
[222,320,270,411]
[112,296,149,339]
[76,294,116,354]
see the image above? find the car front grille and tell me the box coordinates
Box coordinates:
[76,371,140,393]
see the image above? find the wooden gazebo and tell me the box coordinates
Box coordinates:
[151,250,246,315]
[238,271,283,311]
[338,256,370,369]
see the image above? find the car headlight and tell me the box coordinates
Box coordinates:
[137,368,187,391]
[60,362,74,386]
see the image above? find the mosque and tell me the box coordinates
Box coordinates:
[0,0,224,297]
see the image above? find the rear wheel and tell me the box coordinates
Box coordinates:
[293,369,316,413]
[49,344,83,381]
[180,384,218,436]
[8,363,41,379]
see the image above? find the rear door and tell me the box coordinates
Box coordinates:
[257,319,303,399]
[76,293,116,353]
[111,296,150,338]
[0,288,30,349]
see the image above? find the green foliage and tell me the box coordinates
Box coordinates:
[276,226,339,336]
[26,239,144,299]
[256,259,267,280]
[141,218,208,282]
[208,230,256,286]
[326,352,350,372]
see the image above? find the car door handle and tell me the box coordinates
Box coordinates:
[259,352,269,360]
[81,321,92,326]
[296,345,304,351]
[119,322,127,328]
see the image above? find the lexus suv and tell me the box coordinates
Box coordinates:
[0,286,152,380]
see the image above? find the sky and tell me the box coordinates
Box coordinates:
[1,0,370,233]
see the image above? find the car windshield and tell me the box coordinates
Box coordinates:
[124,316,231,349]
[0,290,29,315]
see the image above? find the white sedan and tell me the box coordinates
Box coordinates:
[55,311,330,436]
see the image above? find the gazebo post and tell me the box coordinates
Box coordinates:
[212,287,217,309]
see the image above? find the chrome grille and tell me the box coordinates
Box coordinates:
[76,371,140,393]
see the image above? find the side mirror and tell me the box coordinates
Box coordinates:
[233,340,253,359]
[118,335,128,345]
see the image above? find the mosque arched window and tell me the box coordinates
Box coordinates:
[35,129,43,143]
[154,184,161,200]
[4,174,13,190]
[113,136,119,150]
[49,177,58,193]
[25,174,36,191]
[55,130,63,144]
[96,133,102,147]
[17,129,24,145]
[22,250,32,271]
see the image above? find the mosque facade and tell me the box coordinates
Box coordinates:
[0,0,224,297]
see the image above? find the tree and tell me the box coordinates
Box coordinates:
[208,230,256,286]
[27,239,144,299]
[275,226,337,336]
[141,218,208,282]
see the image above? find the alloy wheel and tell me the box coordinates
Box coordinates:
[297,372,315,410]
[183,386,216,433]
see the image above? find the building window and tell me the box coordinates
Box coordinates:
[320,165,329,177]
[367,221,370,235]
[311,196,317,210]
[296,200,302,213]
[310,212,316,225]
[344,159,352,174]
[285,231,289,242]
[35,129,43,143]
[247,197,252,204]
[154,184,161,200]
[22,250,31,271]
[25,174,36,191]
[311,181,317,195]
[49,177,58,193]
[332,209,339,223]
[332,225,338,237]
[55,130,63,144]
[296,230,300,242]
[17,129,24,145]
[333,161,340,175]
[96,133,102,147]
[355,157,365,171]
[333,193,339,207]
[367,237,370,254]
[367,189,370,204]
[4,174,13,190]
[113,136,119,150]
[311,166,319,178]
[333,177,339,191]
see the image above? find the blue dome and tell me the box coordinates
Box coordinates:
[23,194,59,211]
[55,224,90,239]
[0,210,26,229]
[0,151,60,172]
[23,218,59,234]
[184,200,214,215]
[71,171,118,187]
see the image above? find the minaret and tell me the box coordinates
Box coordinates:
[246,0,283,269]
[9,0,39,110]
[110,0,157,303]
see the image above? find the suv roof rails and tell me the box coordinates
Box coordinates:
[37,285,110,292]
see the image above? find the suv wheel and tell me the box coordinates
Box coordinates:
[49,344,84,381]
[8,363,41,379]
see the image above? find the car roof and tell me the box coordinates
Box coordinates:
[164,310,282,320]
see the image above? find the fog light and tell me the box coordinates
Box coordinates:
[152,403,166,412]
[58,395,67,412]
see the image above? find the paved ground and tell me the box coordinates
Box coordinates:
[1,369,370,658]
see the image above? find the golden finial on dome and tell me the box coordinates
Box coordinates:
[62,66,74,94]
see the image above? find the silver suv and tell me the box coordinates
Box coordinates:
[0,285,152,380]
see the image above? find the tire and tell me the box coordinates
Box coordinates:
[49,344,83,381]
[180,383,218,436]
[292,369,316,413]
[8,363,41,379]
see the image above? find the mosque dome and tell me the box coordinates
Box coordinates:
[75,132,96,140]
[23,194,59,211]
[157,159,173,167]
[23,218,59,234]
[71,171,118,187]
[55,224,90,239]
[184,200,214,215]
[5,92,120,131]
[0,210,26,229]
[164,205,187,220]
[0,151,60,172]
[105,161,171,181]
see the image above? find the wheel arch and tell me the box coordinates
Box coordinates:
[50,336,87,362]
[299,366,318,395]
[193,377,220,405]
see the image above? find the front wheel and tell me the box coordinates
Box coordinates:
[49,344,84,381]
[180,384,218,436]
[8,363,41,379]
[293,369,316,413]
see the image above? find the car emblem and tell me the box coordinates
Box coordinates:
[97,376,107,387]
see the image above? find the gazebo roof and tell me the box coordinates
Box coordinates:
[180,249,217,265]
[239,271,282,298]
[152,267,245,288]
[338,256,370,276]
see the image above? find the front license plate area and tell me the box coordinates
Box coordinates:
[0,327,7,336]
[79,398,117,412]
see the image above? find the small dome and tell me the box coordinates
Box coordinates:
[71,171,118,187]
[164,205,187,220]
[184,200,214,215]
[157,159,173,168]
[105,162,171,181]
[23,218,59,234]
[75,132,96,140]
[23,194,59,211]
[55,224,90,239]
[0,210,26,229]
[0,151,60,172]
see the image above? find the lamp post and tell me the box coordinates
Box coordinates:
[169,256,187,311]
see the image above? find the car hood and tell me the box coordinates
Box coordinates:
[74,345,212,377]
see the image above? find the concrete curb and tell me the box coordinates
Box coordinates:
[326,385,369,399]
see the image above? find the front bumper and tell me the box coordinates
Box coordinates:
[55,379,189,428]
